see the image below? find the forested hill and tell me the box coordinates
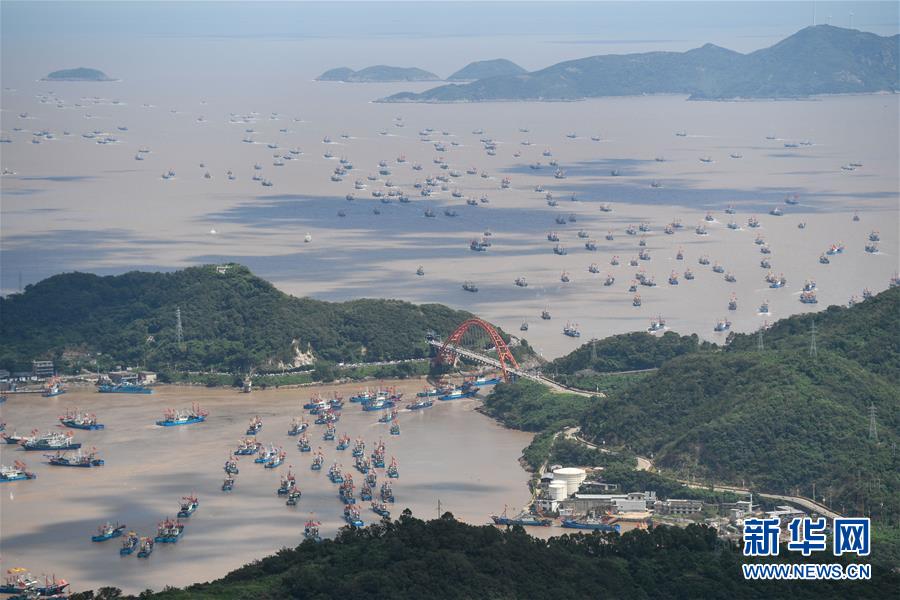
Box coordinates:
[69,514,899,600]
[381,25,899,102]
[0,264,472,373]
[577,287,900,522]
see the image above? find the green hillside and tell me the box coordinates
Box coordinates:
[0,264,472,373]
[69,514,899,600]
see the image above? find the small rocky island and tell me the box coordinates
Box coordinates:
[316,65,439,83]
[42,67,115,82]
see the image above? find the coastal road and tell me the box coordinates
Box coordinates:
[563,428,840,518]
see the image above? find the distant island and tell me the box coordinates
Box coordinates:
[447,58,526,81]
[42,67,115,82]
[316,65,440,82]
[380,25,900,102]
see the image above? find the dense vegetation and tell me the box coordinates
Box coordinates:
[0,265,474,373]
[547,330,710,382]
[578,288,900,523]
[69,514,899,599]
[382,25,899,102]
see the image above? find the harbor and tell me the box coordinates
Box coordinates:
[0,380,532,594]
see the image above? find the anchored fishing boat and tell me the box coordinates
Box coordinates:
[380,481,395,503]
[304,519,321,541]
[438,382,477,401]
[246,416,262,435]
[561,517,621,532]
[336,434,351,450]
[234,438,261,456]
[286,486,302,506]
[156,404,208,427]
[387,457,400,478]
[344,505,364,527]
[265,449,287,468]
[224,457,239,475]
[177,495,199,518]
[491,505,552,527]
[390,422,400,436]
[0,461,37,482]
[47,448,104,467]
[297,435,312,452]
[21,431,81,451]
[137,537,155,558]
[222,475,235,491]
[120,531,140,555]
[42,380,66,397]
[58,409,104,430]
[371,502,391,518]
[154,518,185,543]
[277,469,297,495]
[92,522,127,542]
[98,381,152,394]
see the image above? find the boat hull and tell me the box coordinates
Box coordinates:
[156,416,206,427]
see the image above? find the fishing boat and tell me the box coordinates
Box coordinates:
[98,381,152,394]
[770,275,788,289]
[21,431,81,451]
[323,425,337,440]
[120,531,140,555]
[684,269,694,280]
[632,294,642,307]
[92,522,126,542]
[387,457,400,478]
[234,438,261,456]
[154,518,185,543]
[491,505,552,527]
[176,494,199,518]
[278,469,297,494]
[759,300,770,314]
[438,383,477,401]
[800,290,818,304]
[336,434,351,450]
[224,458,239,475]
[297,435,312,452]
[371,502,391,518]
[714,318,732,332]
[563,322,581,338]
[390,422,400,436]
[58,409,104,430]
[344,505,364,527]
[0,461,37,482]
[328,463,344,483]
[668,272,679,285]
[47,448,104,467]
[246,416,262,435]
[561,517,621,532]
[728,294,738,311]
[408,397,434,410]
[286,487,302,506]
[287,418,308,436]
[304,520,321,541]
[156,404,208,426]
[222,475,235,491]
[42,380,66,397]
[362,396,397,412]
[137,537,155,558]
[380,481,395,503]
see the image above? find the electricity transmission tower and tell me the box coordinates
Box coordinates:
[869,404,878,442]
[757,328,764,351]
[809,320,817,358]
[175,307,184,345]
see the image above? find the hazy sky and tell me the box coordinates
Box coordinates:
[3,1,898,42]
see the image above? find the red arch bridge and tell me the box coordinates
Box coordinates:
[429,318,587,395]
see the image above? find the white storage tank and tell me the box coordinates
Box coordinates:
[548,481,569,501]
[552,467,587,496]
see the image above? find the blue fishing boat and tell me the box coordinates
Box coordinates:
[177,495,199,518]
[98,382,152,394]
[473,375,502,386]
[371,502,391,518]
[265,449,286,469]
[344,505,364,528]
[246,416,262,435]
[156,404,208,427]
[120,531,140,555]
[0,461,37,482]
[390,422,400,436]
[362,398,396,412]
[222,476,235,491]
[58,409,104,430]
[137,537,154,558]
[560,517,621,532]
[92,522,126,542]
[408,398,433,410]
[438,383,477,401]
[47,449,104,467]
[154,518,184,543]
